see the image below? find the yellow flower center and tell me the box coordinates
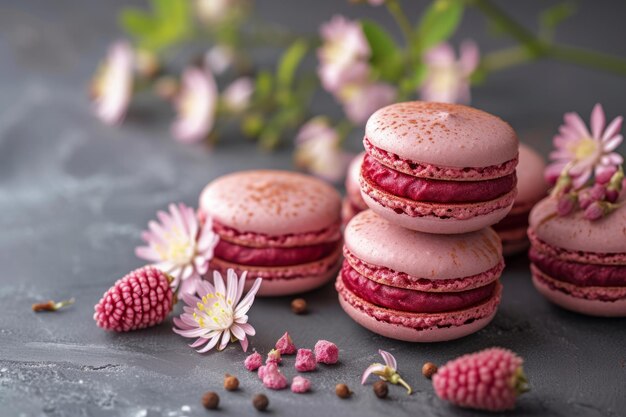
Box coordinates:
[155,226,195,266]
[194,292,233,330]
[570,137,598,160]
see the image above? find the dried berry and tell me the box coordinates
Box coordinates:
[201,391,219,410]
[373,381,388,399]
[335,383,351,399]
[224,374,239,391]
[252,394,269,411]
[291,298,308,314]
[422,362,438,379]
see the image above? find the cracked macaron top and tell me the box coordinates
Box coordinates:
[529,195,626,255]
[345,210,503,280]
[200,170,342,236]
[365,101,519,179]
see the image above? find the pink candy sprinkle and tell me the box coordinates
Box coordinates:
[266,348,282,364]
[295,349,316,372]
[245,352,263,371]
[314,340,339,364]
[275,332,297,355]
[291,376,311,393]
[262,364,288,390]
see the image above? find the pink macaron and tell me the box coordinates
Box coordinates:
[342,152,368,224]
[336,210,503,342]
[528,195,626,317]
[199,170,342,296]
[493,144,548,255]
[360,101,519,234]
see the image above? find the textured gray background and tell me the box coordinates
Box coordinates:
[1,1,625,416]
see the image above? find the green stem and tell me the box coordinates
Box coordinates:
[548,44,626,77]
[386,0,414,46]
[480,46,532,73]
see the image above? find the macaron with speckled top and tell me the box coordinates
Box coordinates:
[493,143,548,255]
[528,195,626,317]
[360,101,519,234]
[336,210,504,342]
[199,170,342,296]
[342,152,368,224]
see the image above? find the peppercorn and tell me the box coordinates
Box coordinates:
[291,298,308,314]
[373,381,388,399]
[335,383,351,399]
[224,374,239,391]
[422,362,438,379]
[201,391,219,410]
[252,394,269,411]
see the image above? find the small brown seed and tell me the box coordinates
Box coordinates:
[335,383,351,399]
[252,394,269,411]
[373,380,388,399]
[422,362,438,379]
[201,391,219,410]
[291,298,308,314]
[224,374,239,391]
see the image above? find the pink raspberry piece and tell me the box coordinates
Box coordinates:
[245,352,263,371]
[295,348,316,372]
[314,340,339,364]
[262,365,288,390]
[275,331,297,355]
[266,348,282,364]
[291,376,311,393]
[258,362,278,380]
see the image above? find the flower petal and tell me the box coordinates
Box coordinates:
[564,112,591,139]
[603,134,623,152]
[590,103,606,140]
[234,277,262,316]
[197,332,221,353]
[218,329,231,351]
[361,363,386,385]
[239,336,249,352]
[378,350,397,370]
[602,116,623,142]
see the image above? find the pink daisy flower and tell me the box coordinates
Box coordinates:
[547,104,623,188]
[90,41,134,125]
[171,66,218,144]
[135,203,219,295]
[173,269,262,353]
[420,40,479,104]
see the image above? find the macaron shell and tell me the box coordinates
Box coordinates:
[337,279,500,342]
[199,170,341,235]
[362,192,513,234]
[515,143,548,205]
[346,152,367,208]
[529,195,626,254]
[245,267,339,297]
[365,102,518,169]
[344,210,502,279]
[532,274,626,317]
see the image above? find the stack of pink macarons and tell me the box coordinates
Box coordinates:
[337,101,520,342]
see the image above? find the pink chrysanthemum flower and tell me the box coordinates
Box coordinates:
[361,349,412,394]
[546,103,623,188]
[171,66,218,144]
[135,203,219,295]
[420,40,479,104]
[339,81,397,124]
[90,41,134,125]
[173,269,262,353]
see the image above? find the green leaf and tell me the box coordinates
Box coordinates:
[277,40,309,89]
[416,0,464,52]
[119,9,158,39]
[255,71,274,101]
[539,2,577,30]
[361,20,403,81]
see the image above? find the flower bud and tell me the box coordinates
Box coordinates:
[557,193,577,216]
[583,201,610,221]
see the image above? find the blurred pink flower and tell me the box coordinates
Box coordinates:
[90,41,133,125]
[546,104,623,188]
[135,203,219,295]
[420,40,479,104]
[318,15,371,93]
[222,77,254,113]
[295,117,351,182]
[195,0,230,24]
[368,0,386,5]
[339,81,396,125]
[205,45,235,75]
[171,67,218,143]
[173,269,262,353]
